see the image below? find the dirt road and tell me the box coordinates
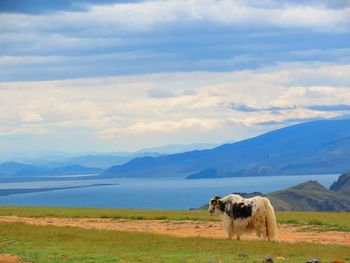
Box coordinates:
[0,253,30,263]
[1,216,349,246]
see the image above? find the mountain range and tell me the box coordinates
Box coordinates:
[0,143,218,170]
[0,162,102,177]
[1,119,350,178]
[136,143,218,155]
[101,119,350,178]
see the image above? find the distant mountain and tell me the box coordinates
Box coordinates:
[51,165,102,175]
[278,136,350,174]
[101,119,350,178]
[267,180,350,211]
[137,143,218,154]
[2,143,217,170]
[47,154,134,169]
[0,162,102,177]
[330,172,350,196]
[0,162,51,177]
[30,152,165,169]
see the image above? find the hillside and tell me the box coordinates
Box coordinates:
[101,119,350,178]
[330,172,350,196]
[267,180,350,211]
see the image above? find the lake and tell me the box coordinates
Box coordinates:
[0,174,340,210]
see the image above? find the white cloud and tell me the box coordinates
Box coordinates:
[1,1,348,83]
[1,1,348,152]
[84,1,350,31]
[1,0,349,33]
[0,125,49,136]
[231,107,339,126]
[148,88,177,99]
[0,61,349,151]
[98,118,223,138]
[20,112,43,123]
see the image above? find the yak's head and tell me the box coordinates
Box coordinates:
[208,196,223,215]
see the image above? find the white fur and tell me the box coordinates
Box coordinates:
[210,194,278,241]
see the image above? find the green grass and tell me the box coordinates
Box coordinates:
[0,207,349,262]
[0,222,349,263]
[1,206,350,230]
[277,211,350,232]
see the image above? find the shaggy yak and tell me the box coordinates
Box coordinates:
[208,194,278,241]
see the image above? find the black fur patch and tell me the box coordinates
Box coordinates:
[217,200,225,212]
[211,196,225,212]
[210,196,221,205]
[225,202,252,219]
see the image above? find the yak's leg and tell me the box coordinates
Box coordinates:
[261,220,268,240]
[256,230,266,240]
[255,225,264,239]
[222,216,233,240]
[254,215,267,240]
[256,231,261,238]
[235,227,241,241]
[226,222,233,240]
[260,227,267,240]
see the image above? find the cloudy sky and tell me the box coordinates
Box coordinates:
[0,0,350,154]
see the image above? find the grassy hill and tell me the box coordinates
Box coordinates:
[268,180,350,211]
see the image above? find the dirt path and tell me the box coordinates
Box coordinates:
[1,216,349,246]
[0,253,30,263]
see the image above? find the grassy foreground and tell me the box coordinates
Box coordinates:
[0,206,349,262]
[1,205,350,230]
[0,222,349,263]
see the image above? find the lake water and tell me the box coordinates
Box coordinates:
[0,174,340,210]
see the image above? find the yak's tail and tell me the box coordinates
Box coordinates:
[262,197,278,241]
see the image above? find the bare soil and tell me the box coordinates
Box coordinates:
[0,254,30,263]
[0,216,349,246]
